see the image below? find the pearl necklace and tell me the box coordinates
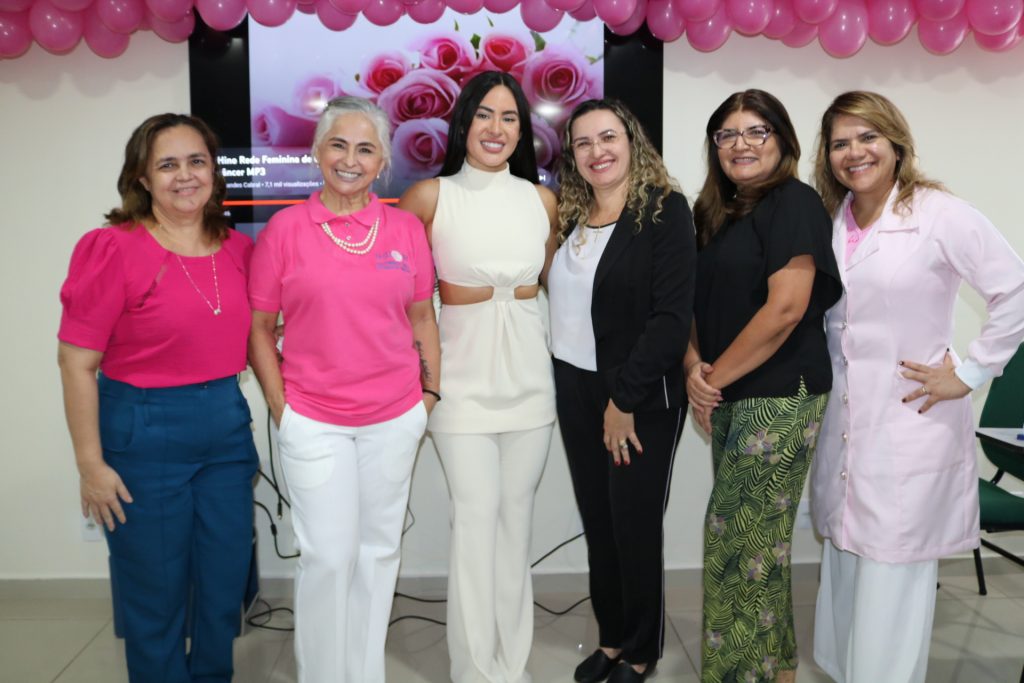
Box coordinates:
[176,253,222,316]
[321,216,380,255]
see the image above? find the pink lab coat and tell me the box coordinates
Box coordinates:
[811,186,1024,563]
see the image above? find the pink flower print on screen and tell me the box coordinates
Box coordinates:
[392,118,449,180]
[377,70,461,123]
[479,32,533,79]
[414,32,480,84]
[530,113,559,171]
[521,44,601,125]
[252,106,318,147]
[292,74,345,119]
[360,51,413,95]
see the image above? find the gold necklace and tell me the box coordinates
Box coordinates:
[320,216,380,255]
[175,253,222,315]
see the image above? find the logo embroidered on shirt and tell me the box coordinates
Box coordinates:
[375,250,411,272]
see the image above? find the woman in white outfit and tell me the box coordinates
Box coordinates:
[810,90,1024,683]
[400,71,558,683]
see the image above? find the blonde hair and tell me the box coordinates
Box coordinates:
[556,99,679,242]
[814,91,945,217]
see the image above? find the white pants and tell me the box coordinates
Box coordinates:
[433,424,554,683]
[814,539,938,683]
[278,402,427,683]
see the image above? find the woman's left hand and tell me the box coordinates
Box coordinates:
[900,352,971,413]
[603,400,642,466]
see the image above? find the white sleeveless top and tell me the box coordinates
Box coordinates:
[428,163,556,434]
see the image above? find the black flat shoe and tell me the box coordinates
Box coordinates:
[574,649,621,683]
[606,661,656,683]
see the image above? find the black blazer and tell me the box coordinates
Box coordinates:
[592,189,697,413]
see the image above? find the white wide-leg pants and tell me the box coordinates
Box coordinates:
[814,539,938,683]
[278,402,427,683]
[433,424,554,683]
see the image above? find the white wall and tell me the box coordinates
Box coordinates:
[1,29,1021,581]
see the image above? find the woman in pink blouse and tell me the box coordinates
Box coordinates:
[58,114,259,683]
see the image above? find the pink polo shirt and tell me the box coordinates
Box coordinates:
[58,223,253,388]
[249,193,434,427]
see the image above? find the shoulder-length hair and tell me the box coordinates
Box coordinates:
[438,71,539,183]
[814,90,945,217]
[556,98,679,242]
[693,89,801,247]
[105,114,229,240]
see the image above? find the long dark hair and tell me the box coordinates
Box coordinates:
[438,71,539,184]
[693,89,800,247]
[105,113,229,241]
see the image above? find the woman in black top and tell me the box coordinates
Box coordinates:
[684,90,841,683]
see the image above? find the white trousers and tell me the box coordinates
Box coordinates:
[278,402,427,683]
[433,424,554,683]
[814,539,938,683]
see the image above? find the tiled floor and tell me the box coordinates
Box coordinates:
[2,557,1022,682]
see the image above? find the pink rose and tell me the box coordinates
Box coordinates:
[252,105,318,147]
[521,45,601,125]
[360,51,412,95]
[292,74,345,119]
[377,70,461,123]
[530,114,560,170]
[480,33,533,79]
[414,32,480,83]
[392,118,449,180]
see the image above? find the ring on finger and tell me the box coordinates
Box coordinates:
[922,387,930,395]
[619,440,628,449]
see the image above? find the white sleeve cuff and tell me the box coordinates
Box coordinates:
[955,359,995,391]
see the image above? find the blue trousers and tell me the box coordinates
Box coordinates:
[99,374,258,683]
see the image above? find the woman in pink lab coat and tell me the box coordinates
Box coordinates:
[810,91,1024,683]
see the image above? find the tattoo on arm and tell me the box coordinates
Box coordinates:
[414,340,433,383]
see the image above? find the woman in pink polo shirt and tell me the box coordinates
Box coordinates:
[248,96,440,683]
[58,114,258,683]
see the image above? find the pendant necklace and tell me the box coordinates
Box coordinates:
[156,222,223,316]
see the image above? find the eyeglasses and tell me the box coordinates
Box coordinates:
[712,125,773,149]
[571,129,626,155]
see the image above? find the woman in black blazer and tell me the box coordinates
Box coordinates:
[547,98,696,683]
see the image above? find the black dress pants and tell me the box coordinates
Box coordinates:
[554,358,684,665]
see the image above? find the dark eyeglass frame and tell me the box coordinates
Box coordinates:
[712,124,773,149]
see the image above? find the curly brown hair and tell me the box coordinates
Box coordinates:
[105,113,229,241]
[556,99,679,242]
[813,91,945,217]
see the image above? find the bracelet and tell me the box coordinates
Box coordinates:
[423,389,441,401]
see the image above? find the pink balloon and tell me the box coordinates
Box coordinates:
[781,15,817,41]
[965,0,1022,34]
[867,0,915,42]
[916,9,968,51]
[95,0,143,32]
[647,0,686,38]
[973,19,1022,46]
[0,0,32,12]
[407,0,445,20]
[29,0,83,53]
[446,0,484,11]
[84,4,129,55]
[914,0,963,20]
[686,2,732,48]
[297,1,315,11]
[763,0,795,36]
[147,6,193,39]
[520,0,564,29]
[609,0,646,31]
[818,0,867,54]
[570,0,597,17]
[247,0,295,24]
[327,0,364,9]
[363,0,402,23]
[674,0,719,19]
[483,0,519,9]
[548,0,586,9]
[316,0,356,25]
[793,0,834,21]
[51,0,94,12]
[145,0,192,21]
[594,0,637,24]
[726,0,772,33]
[195,0,246,28]
[0,10,32,57]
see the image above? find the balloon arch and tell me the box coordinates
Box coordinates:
[1,0,1022,60]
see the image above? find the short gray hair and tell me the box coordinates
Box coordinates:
[312,96,392,173]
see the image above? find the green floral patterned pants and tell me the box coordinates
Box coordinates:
[701,382,829,683]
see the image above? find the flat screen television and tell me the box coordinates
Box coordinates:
[189,12,663,240]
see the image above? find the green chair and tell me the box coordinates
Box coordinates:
[973,344,1024,597]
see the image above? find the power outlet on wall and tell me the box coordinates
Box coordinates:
[81,516,104,542]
